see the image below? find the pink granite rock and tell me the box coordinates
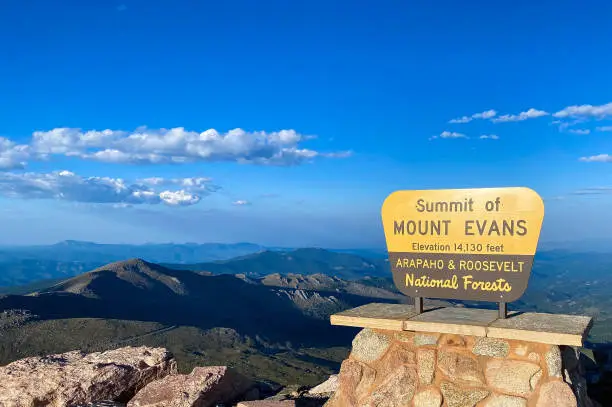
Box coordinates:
[536,381,577,407]
[127,366,253,407]
[0,346,176,407]
[437,351,485,386]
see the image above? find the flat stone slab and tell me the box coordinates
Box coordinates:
[487,311,593,346]
[330,303,423,331]
[403,307,499,336]
[330,304,593,346]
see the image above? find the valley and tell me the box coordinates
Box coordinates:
[0,251,408,387]
[0,243,612,391]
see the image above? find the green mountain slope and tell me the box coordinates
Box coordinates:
[0,257,408,386]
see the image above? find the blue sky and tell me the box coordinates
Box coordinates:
[0,0,611,247]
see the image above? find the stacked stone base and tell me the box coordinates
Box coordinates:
[325,328,597,407]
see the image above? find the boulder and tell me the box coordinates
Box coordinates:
[485,359,541,397]
[360,365,417,407]
[127,366,253,407]
[472,338,510,358]
[337,359,376,404]
[440,381,489,407]
[322,391,348,407]
[375,345,415,383]
[307,375,339,397]
[535,380,577,407]
[437,351,485,386]
[0,346,176,407]
[350,328,390,362]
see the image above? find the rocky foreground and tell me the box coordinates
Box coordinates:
[0,346,337,407]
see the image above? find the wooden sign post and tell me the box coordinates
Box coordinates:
[381,187,544,318]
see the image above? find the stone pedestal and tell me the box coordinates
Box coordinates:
[326,304,597,407]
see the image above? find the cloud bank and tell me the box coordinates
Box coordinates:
[0,126,351,208]
[0,171,220,206]
[0,127,351,170]
[30,127,350,166]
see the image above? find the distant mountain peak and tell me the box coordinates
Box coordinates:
[89,258,159,273]
[53,240,97,246]
[43,258,189,297]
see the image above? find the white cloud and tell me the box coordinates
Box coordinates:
[0,138,30,170]
[159,190,200,206]
[553,102,612,119]
[28,127,349,166]
[596,126,612,132]
[448,116,471,124]
[232,200,251,206]
[0,171,218,206]
[449,109,496,124]
[551,118,592,133]
[441,131,466,138]
[430,131,468,140]
[138,177,166,186]
[472,110,497,120]
[556,121,574,131]
[492,108,549,123]
[568,129,591,135]
[579,154,612,163]
[138,177,219,193]
[479,134,499,140]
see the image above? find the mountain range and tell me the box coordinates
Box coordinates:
[2,245,612,387]
[0,258,386,344]
[0,255,416,385]
[0,241,388,287]
[0,239,607,288]
[164,248,390,280]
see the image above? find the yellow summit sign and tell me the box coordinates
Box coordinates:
[381,187,545,302]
